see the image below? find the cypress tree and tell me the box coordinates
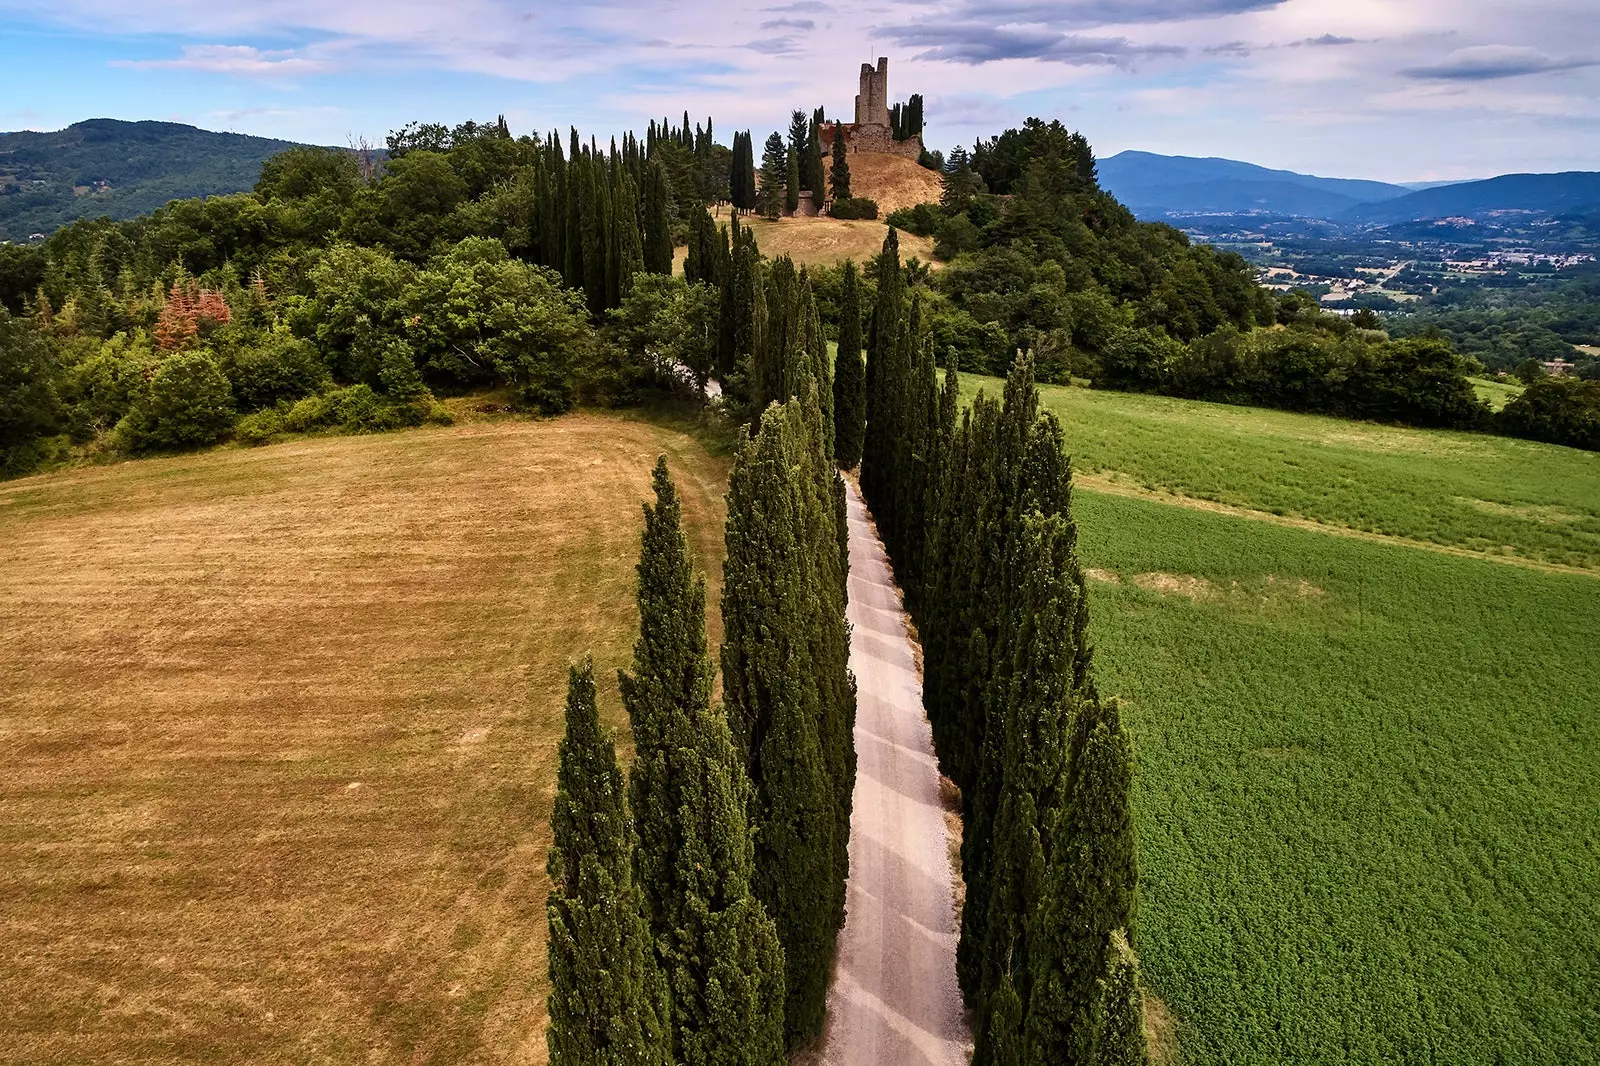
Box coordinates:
[622,458,787,1066]
[546,660,671,1066]
[1024,703,1139,1066]
[758,132,787,220]
[786,147,801,216]
[860,228,904,515]
[832,260,866,469]
[642,159,674,275]
[829,127,851,202]
[564,128,584,290]
[615,167,645,301]
[1096,931,1152,1066]
[581,154,608,315]
[685,205,718,286]
[805,115,827,204]
[720,401,844,1049]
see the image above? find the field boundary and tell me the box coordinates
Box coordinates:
[1076,472,1600,579]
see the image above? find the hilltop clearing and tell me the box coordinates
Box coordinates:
[0,413,729,1064]
[833,151,943,214]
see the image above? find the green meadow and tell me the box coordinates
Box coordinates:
[948,377,1598,1063]
[1076,491,1597,1065]
[957,376,1600,571]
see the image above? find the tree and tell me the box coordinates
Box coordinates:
[642,159,674,275]
[832,262,865,470]
[720,401,846,1048]
[0,307,62,474]
[758,133,788,220]
[116,350,236,452]
[1024,704,1139,1066]
[730,132,758,215]
[546,660,672,1066]
[622,459,787,1066]
[829,128,851,202]
[805,114,827,203]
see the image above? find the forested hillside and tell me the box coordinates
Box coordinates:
[0,120,319,241]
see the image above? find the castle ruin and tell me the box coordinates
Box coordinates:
[855,57,890,128]
[820,56,921,162]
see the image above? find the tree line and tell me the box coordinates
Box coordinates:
[547,257,854,1062]
[843,227,1151,1065]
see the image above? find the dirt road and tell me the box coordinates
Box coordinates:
[819,481,970,1066]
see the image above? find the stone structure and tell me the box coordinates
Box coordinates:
[855,57,890,127]
[820,55,921,164]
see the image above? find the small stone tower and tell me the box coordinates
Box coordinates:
[854,57,889,128]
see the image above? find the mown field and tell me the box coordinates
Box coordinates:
[0,413,730,1064]
[958,375,1600,571]
[1077,491,1598,1065]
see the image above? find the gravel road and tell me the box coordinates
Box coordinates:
[819,481,971,1066]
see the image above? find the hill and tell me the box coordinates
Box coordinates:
[1099,150,1409,218]
[0,119,310,241]
[1342,171,1600,223]
[0,412,731,1063]
[838,151,944,214]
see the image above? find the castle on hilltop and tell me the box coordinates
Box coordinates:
[818,57,922,161]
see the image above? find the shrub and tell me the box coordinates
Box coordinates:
[283,392,333,433]
[1497,376,1600,451]
[235,408,286,446]
[224,334,330,411]
[116,351,236,452]
[65,332,160,434]
[884,202,944,237]
[829,197,879,221]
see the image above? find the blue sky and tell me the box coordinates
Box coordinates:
[1,0,1596,182]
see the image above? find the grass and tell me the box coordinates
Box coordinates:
[673,212,936,274]
[1471,375,1524,411]
[0,412,731,1064]
[1076,490,1599,1066]
[956,374,1600,571]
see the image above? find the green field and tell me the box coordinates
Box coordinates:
[1471,375,1524,412]
[957,376,1600,571]
[995,380,1600,1063]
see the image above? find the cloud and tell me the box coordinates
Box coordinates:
[763,0,832,10]
[745,35,803,56]
[936,0,1290,29]
[114,43,328,77]
[1296,34,1357,47]
[1204,40,1253,57]
[759,18,814,31]
[884,22,1185,66]
[1403,45,1595,81]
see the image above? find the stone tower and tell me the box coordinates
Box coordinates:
[854,57,889,127]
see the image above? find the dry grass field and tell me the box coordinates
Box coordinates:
[0,413,731,1065]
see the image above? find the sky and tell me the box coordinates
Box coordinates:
[1,0,1596,182]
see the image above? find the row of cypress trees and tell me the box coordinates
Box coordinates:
[853,228,1151,1066]
[548,227,856,1060]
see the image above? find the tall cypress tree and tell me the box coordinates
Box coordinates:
[833,260,866,469]
[721,401,844,1049]
[614,167,645,301]
[546,661,671,1066]
[1024,702,1139,1066]
[1096,931,1152,1066]
[805,115,827,204]
[860,228,904,514]
[642,159,674,275]
[829,127,851,202]
[622,459,787,1066]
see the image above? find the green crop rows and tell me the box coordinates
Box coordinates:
[957,375,1600,570]
[1073,487,1598,1065]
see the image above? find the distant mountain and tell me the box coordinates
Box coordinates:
[1341,172,1600,223]
[0,119,310,242]
[1098,151,1410,218]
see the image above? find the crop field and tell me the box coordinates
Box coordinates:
[1075,490,1599,1066]
[958,374,1600,571]
[0,414,730,1064]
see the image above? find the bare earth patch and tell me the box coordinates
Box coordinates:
[1085,567,1123,585]
[1133,572,1217,601]
[1144,993,1182,1066]
[0,413,730,1064]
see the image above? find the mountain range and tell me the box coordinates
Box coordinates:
[1099,150,1600,225]
[5,119,1600,243]
[0,119,307,242]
